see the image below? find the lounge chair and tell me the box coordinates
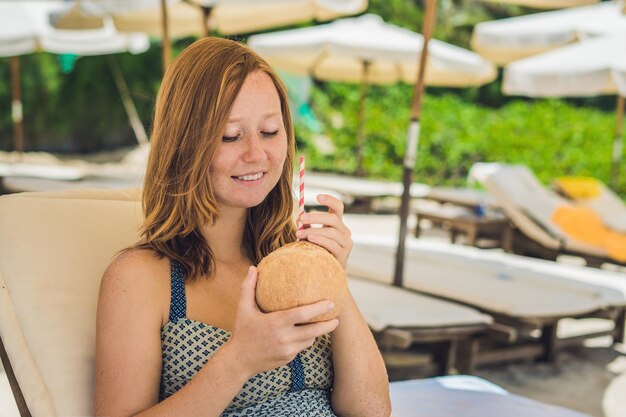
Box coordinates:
[349,277,491,376]
[475,163,626,267]
[346,228,626,367]
[400,179,511,249]
[423,186,499,210]
[0,188,493,414]
[0,161,87,181]
[553,176,626,234]
[306,171,430,212]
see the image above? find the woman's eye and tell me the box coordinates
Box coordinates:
[222,134,240,142]
[261,130,279,138]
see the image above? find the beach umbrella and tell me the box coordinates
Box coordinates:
[51,0,368,73]
[471,1,626,65]
[249,13,496,177]
[478,0,599,9]
[503,35,626,188]
[0,1,150,157]
[395,0,439,287]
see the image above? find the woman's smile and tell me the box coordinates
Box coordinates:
[232,171,266,185]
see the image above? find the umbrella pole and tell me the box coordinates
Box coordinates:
[201,6,214,37]
[611,94,625,189]
[107,56,148,146]
[161,0,171,73]
[10,56,24,161]
[355,61,371,177]
[393,0,438,287]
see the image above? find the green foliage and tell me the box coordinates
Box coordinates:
[0,38,196,153]
[297,83,624,195]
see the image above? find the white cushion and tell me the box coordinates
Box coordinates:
[0,189,142,415]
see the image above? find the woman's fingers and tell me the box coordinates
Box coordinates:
[276,300,335,325]
[292,319,339,342]
[304,233,344,257]
[296,226,350,249]
[298,211,350,234]
[317,194,344,216]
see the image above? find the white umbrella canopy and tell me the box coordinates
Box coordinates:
[503,35,626,187]
[0,3,39,57]
[249,13,496,176]
[250,14,496,86]
[479,0,599,9]
[503,35,626,97]
[471,1,626,65]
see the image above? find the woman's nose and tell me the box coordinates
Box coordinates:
[242,133,267,162]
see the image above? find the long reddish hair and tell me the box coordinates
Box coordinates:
[136,37,296,280]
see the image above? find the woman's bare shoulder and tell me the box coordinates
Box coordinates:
[100,248,171,325]
[103,248,170,285]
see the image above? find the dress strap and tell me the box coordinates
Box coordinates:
[169,259,187,322]
[288,354,306,392]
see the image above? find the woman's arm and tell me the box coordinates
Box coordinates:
[297,195,391,417]
[328,294,391,417]
[94,252,338,417]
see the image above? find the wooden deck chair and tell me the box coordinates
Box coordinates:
[480,164,626,267]
[553,176,626,234]
[349,277,491,377]
[348,234,626,368]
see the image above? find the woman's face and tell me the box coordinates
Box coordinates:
[210,71,288,211]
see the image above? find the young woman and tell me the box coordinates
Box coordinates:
[93,37,390,417]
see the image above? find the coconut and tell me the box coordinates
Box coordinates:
[256,241,347,323]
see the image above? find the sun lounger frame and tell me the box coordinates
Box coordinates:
[419,290,626,368]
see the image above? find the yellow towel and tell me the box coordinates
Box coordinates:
[554,177,601,200]
[552,206,626,262]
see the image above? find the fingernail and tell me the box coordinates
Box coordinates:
[318,195,326,201]
[301,214,309,222]
[296,230,305,238]
[327,302,335,311]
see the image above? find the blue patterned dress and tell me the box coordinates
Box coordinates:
[159,260,337,416]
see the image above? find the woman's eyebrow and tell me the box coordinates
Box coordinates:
[228,112,282,123]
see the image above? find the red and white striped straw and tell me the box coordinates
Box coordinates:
[298,155,305,230]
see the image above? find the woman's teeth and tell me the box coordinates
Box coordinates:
[236,172,264,181]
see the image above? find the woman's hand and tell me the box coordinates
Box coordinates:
[227,266,339,378]
[296,194,353,269]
